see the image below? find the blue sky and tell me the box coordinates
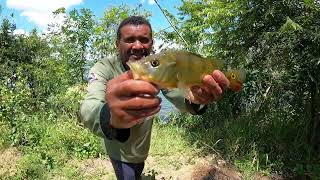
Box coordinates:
[0,0,182,34]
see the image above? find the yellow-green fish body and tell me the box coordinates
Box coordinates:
[127,50,245,92]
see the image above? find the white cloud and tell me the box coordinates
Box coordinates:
[140,0,156,5]
[148,0,155,5]
[13,28,28,35]
[6,0,83,29]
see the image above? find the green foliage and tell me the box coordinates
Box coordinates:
[47,84,87,115]
[159,1,320,177]
[9,112,104,178]
[1,1,320,178]
[48,8,96,83]
[16,153,49,179]
[0,5,148,178]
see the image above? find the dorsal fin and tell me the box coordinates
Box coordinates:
[162,49,203,59]
[206,57,224,69]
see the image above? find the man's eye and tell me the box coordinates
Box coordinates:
[123,37,150,44]
[139,38,150,44]
[124,38,135,43]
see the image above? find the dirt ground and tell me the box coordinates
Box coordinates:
[143,155,243,180]
[0,148,21,178]
[0,148,276,180]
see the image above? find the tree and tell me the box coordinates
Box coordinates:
[160,0,320,175]
[47,8,95,83]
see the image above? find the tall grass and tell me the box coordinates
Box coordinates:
[169,100,320,178]
[1,83,319,179]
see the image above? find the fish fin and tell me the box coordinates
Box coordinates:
[177,81,189,98]
[238,69,246,81]
[174,88,190,100]
[206,57,224,70]
[167,61,176,68]
[185,51,205,59]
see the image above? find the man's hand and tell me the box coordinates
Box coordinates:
[187,70,230,105]
[106,71,161,129]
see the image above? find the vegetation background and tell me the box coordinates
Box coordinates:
[1,0,319,179]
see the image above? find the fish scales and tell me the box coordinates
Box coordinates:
[175,51,222,87]
[127,50,245,92]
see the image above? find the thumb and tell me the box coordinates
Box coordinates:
[111,71,134,83]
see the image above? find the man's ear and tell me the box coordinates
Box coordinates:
[150,39,155,54]
[115,40,120,50]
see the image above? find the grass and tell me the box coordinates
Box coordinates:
[0,111,107,179]
[166,100,320,179]
[151,117,198,157]
[1,105,319,179]
[146,118,199,177]
[0,113,203,179]
[0,113,240,179]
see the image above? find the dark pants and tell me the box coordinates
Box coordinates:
[110,157,145,180]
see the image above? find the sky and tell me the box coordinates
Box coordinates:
[0,0,182,34]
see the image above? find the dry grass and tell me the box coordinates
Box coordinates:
[144,154,243,180]
[0,147,282,180]
[49,157,116,179]
[0,148,21,179]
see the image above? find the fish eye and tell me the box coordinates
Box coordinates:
[231,73,236,79]
[150,59,160,67]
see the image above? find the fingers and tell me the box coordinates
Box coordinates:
[106,71,161,128]
[189,86,213,104]
[211,70,230,91]
[121,95,161,121]
[107,71,159,97]
[126,106,161,119]
[108,77,161,110]
[189,70,230,104]
[203,70,230,94]
[110,70,133,82]
[116,79,160,97]
[111,106,161,128]
[123,96,161,110]
[202,75,223,97]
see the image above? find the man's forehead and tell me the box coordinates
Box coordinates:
[120,24,152,37]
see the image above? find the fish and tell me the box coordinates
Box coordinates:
[127,50,245,92]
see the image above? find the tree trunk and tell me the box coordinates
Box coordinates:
[310,80,320,152]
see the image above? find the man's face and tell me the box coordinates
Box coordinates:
[116,24,153,69]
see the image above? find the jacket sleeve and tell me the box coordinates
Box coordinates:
[162,89,207,115]
[79,61,130,141]
[79,61,110,138]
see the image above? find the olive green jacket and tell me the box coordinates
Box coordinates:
[79,56,205,163]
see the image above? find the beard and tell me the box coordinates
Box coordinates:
[128,50,149,61]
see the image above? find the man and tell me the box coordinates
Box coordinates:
[79,16,229,180]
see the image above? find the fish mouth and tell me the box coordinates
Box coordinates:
[230,81,243,92]
[127,60,147,80]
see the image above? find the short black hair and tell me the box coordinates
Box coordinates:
[116,16,152,40]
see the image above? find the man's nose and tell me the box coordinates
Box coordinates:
[132,40,144,49]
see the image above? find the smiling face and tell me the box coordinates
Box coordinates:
[116,24,153,70]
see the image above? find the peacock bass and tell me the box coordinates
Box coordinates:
[127,50,245,92]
